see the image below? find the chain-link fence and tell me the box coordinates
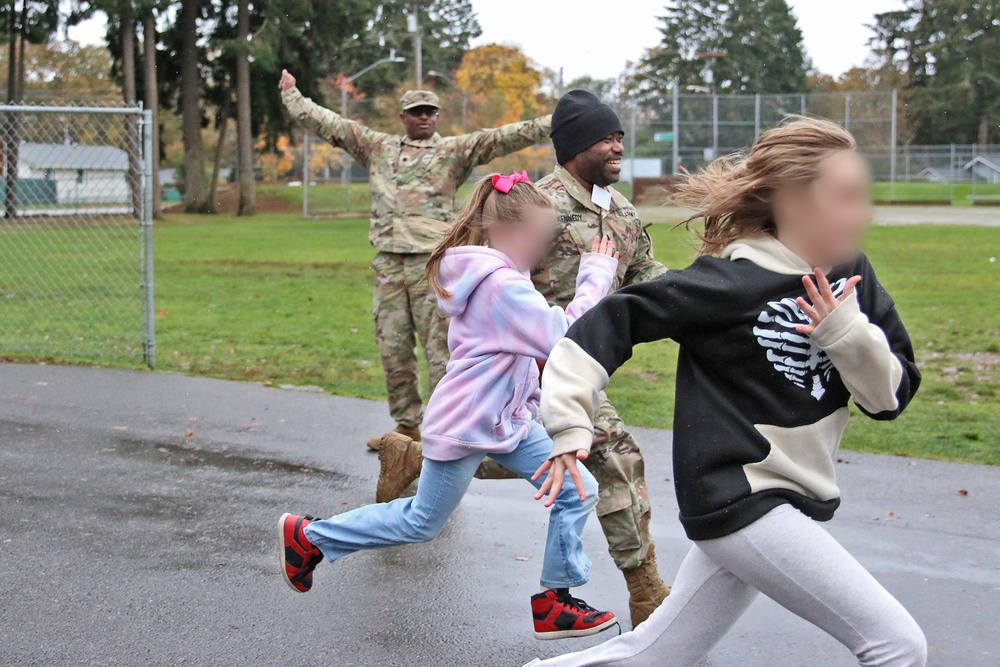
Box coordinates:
[279,88,998,214]
[865,143,1000,204]
[0,104,155,368]
[627,90,898,175]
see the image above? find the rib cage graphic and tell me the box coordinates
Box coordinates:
[752,278,847,401]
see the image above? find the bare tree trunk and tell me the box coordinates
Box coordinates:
[121,5,142,217]
[235,0,255,216]
[142,10,160,217]
[4,2,22,218]
[5,4,15,102]
[208,92,230,206]
[979,116,990,145]
[15,0,26,99]
[179,0,211,213]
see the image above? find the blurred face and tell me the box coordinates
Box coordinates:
[564,132,625,188]
[486,204,558,272]
[400,106,439,140]
[772,150,872,268]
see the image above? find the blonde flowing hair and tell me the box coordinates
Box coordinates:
[671,116,857,256]
[426,174,552,299]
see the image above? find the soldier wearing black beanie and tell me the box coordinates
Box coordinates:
[550,90,625,165]
[482,90,673,627]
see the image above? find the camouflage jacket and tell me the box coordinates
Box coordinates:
[532,165,667,306]
[283,87,552,254]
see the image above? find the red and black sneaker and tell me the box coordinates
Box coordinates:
[278,513,324,593]
[531,589,618,640]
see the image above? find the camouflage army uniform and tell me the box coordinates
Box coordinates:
[477,164,666,571]
[282,86,552,428]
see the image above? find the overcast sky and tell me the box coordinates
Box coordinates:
[67,0,906,81]
[471,0,906,81]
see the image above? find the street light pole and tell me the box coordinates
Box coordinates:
[428,70,469,133]
[338,54,406,186]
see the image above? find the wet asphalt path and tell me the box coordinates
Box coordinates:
[1,364,997,666]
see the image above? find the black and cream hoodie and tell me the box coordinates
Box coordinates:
[542,235,921,541]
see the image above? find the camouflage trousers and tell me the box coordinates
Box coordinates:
[372,251,451,428]
[476,391,653,571]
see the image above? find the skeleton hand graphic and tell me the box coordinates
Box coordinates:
[753,274,850,401]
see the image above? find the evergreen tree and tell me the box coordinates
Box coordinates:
[639,0,808,96]
[872,0,1000,144]
[345,0,482,96]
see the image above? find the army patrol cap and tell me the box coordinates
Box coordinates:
[401,90,440,111]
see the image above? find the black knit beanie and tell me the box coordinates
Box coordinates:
[550,90,624,165]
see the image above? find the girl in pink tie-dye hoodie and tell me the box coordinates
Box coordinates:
[279,173,621,641]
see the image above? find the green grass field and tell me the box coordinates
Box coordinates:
[272,181,1000,214]
[148,214,998,465]
[257,182,372,214]
[5,212,998,465]
[870,181,1000,205]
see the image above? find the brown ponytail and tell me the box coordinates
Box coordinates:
[426,174,552,299]
[671,116,857,256]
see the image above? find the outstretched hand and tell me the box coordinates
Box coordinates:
[531,450,590,508]
[278,69,296,92]
[589,234,620,260]
[795,268,862,335]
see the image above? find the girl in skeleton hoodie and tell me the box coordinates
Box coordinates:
[525,118,927,667]
[278,173,622,641]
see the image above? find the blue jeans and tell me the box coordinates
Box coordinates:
[304,422,598,588]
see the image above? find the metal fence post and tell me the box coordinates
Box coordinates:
[754,93,761,138]
[890,89,898,200]
[712,93,719,158]
[628,106,636,183]
[950,143,956,205]
[302,132,309,218]
[844,94,851,132]
[800,94,806,115]
[672,84,680,173]
[141,108,156,370]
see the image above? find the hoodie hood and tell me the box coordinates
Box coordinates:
[721,234,814,275]
[437,246,521,317]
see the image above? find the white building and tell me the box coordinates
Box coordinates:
[18,142,130,205]
[963,155,1000,185]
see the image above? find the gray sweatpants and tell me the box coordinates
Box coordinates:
[524,504,926,667]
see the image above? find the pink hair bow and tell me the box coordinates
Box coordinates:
[491,171,532,194]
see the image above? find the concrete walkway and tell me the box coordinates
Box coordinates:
[0,363,996,666]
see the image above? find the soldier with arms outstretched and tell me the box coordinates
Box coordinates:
[279,70,551,450]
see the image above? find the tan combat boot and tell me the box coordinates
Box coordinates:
[367,424,422,451]
[622,544,672,627]
[375,432,423,503]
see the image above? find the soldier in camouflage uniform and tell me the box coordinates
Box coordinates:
[278,70,551,447]
[476,91,672,627]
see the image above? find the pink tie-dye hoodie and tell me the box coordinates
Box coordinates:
[421,245,618,462]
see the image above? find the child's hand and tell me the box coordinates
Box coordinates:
[589,234,620,260]
[531,450,590,508]
[795,268,862,335]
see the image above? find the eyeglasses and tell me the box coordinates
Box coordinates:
[406,107,439,118]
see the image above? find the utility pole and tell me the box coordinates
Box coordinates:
[428,70,469,132]
[408,5,422,87]
[695,50,727,95]
[337,55,406,187]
